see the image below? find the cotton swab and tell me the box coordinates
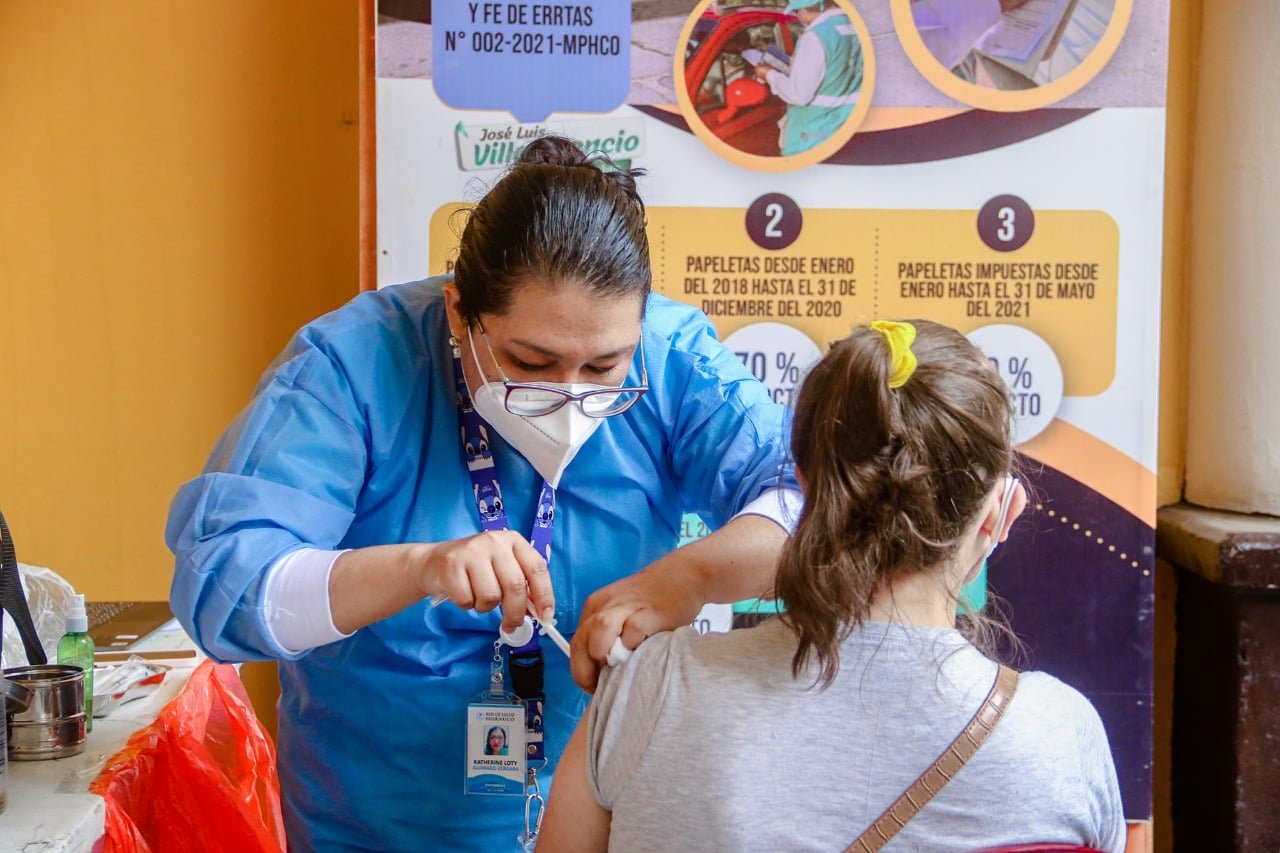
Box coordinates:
[605,638,632,667]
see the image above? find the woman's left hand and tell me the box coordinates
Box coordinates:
[570,559,706,692]
[569,513,789,692]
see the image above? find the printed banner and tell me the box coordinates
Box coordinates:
[377,0,1167,829]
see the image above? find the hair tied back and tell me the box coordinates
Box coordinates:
[515,135,591,168]
[869,320,918,389]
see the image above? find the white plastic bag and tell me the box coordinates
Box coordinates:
[2,563,76,669]
[93,655,171,717]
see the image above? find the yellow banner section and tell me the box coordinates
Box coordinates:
[428,203,1118,397]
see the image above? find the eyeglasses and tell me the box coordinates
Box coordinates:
[478,328,649,419]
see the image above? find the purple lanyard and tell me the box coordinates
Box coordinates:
[452,347,556,565]
[452,344,552,762]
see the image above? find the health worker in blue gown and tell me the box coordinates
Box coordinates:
[165,136,799,851]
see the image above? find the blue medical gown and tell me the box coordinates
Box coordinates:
[166,278,795,851]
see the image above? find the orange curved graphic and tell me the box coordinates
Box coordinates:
[1020,419,1156,527]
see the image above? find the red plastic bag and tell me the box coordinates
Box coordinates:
[89,659,285,852]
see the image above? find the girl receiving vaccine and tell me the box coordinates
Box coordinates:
[540,320,1125,852]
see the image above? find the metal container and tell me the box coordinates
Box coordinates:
[4,664,86,760]
[1,676,34,813]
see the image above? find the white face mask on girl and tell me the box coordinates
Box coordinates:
[961,474,1020,586]
[465,326,606,489]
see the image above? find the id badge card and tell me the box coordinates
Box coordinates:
[465,698,527,796]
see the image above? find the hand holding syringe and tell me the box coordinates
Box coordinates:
[499,607,631,666]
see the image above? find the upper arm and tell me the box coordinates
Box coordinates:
[167,344,373,661]
[656,304,795,526]
[537,720,611,853]
[785,33,827,103]
[543,626,684,852]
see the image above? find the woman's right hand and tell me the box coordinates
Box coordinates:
[415,530,555,635]
[329,534,554,637]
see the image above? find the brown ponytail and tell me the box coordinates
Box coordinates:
[775,320,1014,685]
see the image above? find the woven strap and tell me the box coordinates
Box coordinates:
[0,508,47,666]
[845,664,1019,853]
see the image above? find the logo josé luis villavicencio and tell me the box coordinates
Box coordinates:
[454,116,646,171]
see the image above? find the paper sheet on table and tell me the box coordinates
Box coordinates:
[975,0,1073,62]
[1034,0,1113,85]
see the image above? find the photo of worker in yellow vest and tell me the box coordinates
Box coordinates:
[681,0,867,162]
[751,0,864,156]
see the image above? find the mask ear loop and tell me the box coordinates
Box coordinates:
[959,474,1019,593]
[986,474,1019,559]
[468,323,516,393]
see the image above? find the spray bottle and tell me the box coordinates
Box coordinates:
[56,594,94,731]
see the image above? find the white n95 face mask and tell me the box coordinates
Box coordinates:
[466,328,605,489]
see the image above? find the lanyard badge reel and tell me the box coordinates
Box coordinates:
[464,639,527,797]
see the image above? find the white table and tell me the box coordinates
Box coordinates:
[3,624,202,852]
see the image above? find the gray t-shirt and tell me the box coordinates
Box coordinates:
[587,619,1125,852]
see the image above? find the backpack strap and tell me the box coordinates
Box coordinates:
[0,509,47,666]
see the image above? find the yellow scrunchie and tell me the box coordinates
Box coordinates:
[869,320,918,389]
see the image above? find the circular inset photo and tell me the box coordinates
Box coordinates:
[893,0,1131,111]
[676,0,876,172]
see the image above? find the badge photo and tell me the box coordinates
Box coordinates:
[465,702,527,796]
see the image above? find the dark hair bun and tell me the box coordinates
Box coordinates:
[515,135,646,211]
[516,135,592,168]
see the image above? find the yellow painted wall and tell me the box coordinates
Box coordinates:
[0,4,360,600]
[1153,2,1200,850]
[1158,0,1198,510]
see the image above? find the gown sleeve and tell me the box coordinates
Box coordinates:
[653,301,797,529]
[165,338,370,663]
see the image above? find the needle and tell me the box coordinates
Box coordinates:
[532,615,631,667]
[446,595,629,666]
[530,607,572,658]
